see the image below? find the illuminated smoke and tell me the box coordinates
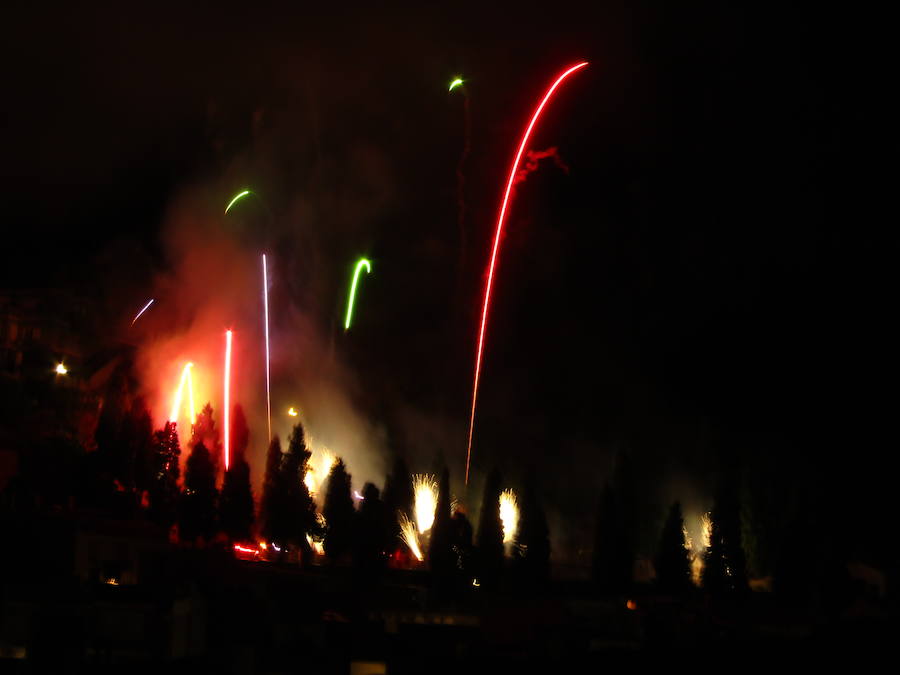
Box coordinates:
[513,146,570,185]
[399,512,424,561]
[499,489,519,545]
[413,474,438,535]
[465,61,589,484]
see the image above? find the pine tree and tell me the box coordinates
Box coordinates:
[148,422,181,528]
[259,436,283,543]
[179,440,218,543]
[192,403,223,478]
[476,467,504,588]
[323,458,354,562]
[282,423,318,551]
[220,404,254,542]
[428,468,455,579]
[514,473,550,585]
[94,370,128,485]
[354,482,389,574]
[655,501,692,594]
[126,397,154,496]
[382,455,414,545]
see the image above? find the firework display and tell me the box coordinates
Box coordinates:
[465,62,588,484]
[499,488,519,545]
[224,330,233,470]
[344,258,372,330]
[169,362,196,425]
[262,254,271,441]
[130,298,154,326]
[224,190,252,214]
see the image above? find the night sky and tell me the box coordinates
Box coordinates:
[2,3,889,559]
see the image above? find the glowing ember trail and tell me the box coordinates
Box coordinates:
[344,258,372,330]
[499,489,519,544]
[465,61,588,485]
[130,298,154,326]
[224,190,252,214]
[169,362,196,425]
[224,330,233,470]
[262,254,271,441]
[449,77,464,92]
[399,512,424,561]
[413,474,439,535]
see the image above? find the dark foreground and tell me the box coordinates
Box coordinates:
[1,514,894,673]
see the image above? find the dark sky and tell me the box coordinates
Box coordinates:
[2,3,889,558]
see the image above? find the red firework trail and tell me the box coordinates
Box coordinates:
[224,330,233,471]
[465,62,588,485]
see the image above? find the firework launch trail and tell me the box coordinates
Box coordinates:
[344,258,372,330]
[465,62,588,485]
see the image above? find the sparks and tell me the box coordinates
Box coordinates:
[130,298,154,326]
[224,190,252,214]
[262,254,271,442]
[413,474,439,535]
[465,61,588,485]
[169,362,196,424]
[399,512,424,561]
[344,258,372,330]
[287,407,298,417]
[224,330,233,470]
[55,362,68,375]
[499,489,519,544]
[304,449,336,496]
[449,77,464,92]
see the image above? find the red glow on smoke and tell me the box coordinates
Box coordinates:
[465,62,588,485]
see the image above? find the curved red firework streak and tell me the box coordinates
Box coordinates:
[465,62,588,485]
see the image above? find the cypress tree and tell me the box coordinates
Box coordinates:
[220,404,255,541]
[323,458,354,562]
[476,467,504,588]
[428,468,455,578]
[259,436,283,543]
[514,473,550,585]
[655,501,692,594]
[179,440,218,543]
[282,423,317,551]
[703,481,749,596]
[354,482,389,574]
[148,422,181,528]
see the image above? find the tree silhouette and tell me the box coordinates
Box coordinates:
[703,481,749,596]
[451,508,474,575]
[179,440,218,543]
[125,397,154,497]
[592,483,630,593]
[94,370,128,487]
[323,458,354,562]
[148,422,180,528]
[382,455,414,546]
[220,404,254,542]
[354,482,389,575]
[259,436,283,543]
[513,473,550,586]
[655,501,692,594]
[428,468,455,580]
[476,467,504,588]
[282,423,318,553]
[192,403,222,478]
